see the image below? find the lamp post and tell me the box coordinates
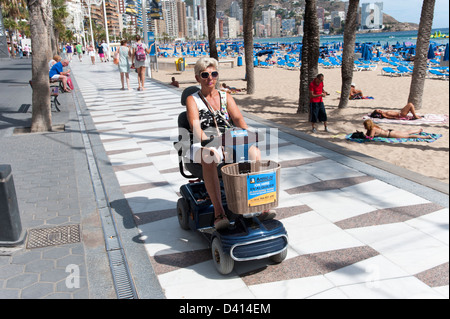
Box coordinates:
[84,0,110,60]
[142,0,150,77]
[101,0,111,61]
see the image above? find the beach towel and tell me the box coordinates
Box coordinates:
[350,96,374,100]
[335,91,374,100]
[345,132,442,143]
[363,113,449,125]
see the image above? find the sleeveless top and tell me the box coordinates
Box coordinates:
[190,90,232,134]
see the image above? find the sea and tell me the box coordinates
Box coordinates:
[255,28,449,47]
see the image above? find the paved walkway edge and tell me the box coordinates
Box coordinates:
[71,75,165,299]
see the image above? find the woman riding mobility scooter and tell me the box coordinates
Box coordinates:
[174,85,288,275]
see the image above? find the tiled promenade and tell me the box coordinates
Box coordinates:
[71,61,448,299]
[0,58,447,299]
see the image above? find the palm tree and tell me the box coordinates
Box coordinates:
[297,0,319,114]
[28,0,52,132]
[0,0,28,57]
[407,0,436,110]
[206,0,218,61]
[242,0,255,94]
[51,0,68,55]
[338,0,359,109]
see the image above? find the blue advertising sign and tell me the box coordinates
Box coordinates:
[147,31,156,56]
[247,172,277,207]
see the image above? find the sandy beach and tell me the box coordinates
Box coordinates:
[151,56,449,184]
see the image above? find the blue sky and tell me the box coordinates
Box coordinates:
[186,1,449,29]
[373,0,449,28]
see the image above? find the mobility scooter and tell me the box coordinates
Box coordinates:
[174,87,288,275]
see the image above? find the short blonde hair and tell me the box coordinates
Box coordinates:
[194,57,219,76]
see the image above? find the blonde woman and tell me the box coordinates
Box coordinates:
[363,119,431,139]
[185,57,274,230]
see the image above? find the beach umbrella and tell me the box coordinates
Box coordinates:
[427,44,435,59]
[366,46,373,61]
[444,43,449,61]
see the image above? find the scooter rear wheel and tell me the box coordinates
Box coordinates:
[211,237,234,275]
[177,198,190,230]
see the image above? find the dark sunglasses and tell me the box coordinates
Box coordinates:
[200,71,219,79]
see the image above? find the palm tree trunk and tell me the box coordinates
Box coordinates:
[206,0,218,61]
[297,0,319,113]
[407,0,436,110]
[28,0,52,132]
[242,0,255,94]
[338,0,359,109]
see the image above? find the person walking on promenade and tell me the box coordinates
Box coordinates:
[131,35,151,91]
[97,42,105,62]
[118,40,132,90]
[309,73,329,133]
[76,42,83,62]
[87,43,96,65]
[23,44,30,58]
[66,43,73,62]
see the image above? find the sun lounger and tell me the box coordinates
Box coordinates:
[277,60,286,68]
[381,67,404,76]
[397,66,413,75]
[321,61,334,68]
[356,64,377,71]
[380,57,390,64]
[258,61,271,68]
[390,56,403,63]
[286,62,298,70]
[428,69,449,80]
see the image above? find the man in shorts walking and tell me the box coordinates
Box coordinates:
[309,73,329,133]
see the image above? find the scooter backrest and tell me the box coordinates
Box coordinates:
[181,85,200,106]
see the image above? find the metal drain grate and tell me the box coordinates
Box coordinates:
[26,225,81,249]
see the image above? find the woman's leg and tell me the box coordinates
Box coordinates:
[400,102,420,119]
[140,67,146,90]
[126,73,130,90]
[197,148,228,227]
[389,128,431,139]
[120,73,125,89]
[137,67,142,89]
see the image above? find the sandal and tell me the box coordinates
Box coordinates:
[214,214,230,230]
[258,209,276,221]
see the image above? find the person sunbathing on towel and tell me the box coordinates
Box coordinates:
[350,83,363,99]
[221,83,245,93]
[370,102,422,120]
[363,119,431,139]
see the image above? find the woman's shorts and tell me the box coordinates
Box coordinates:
[99,53,105,58]
[309,102,327,123]
[189,143,224,163]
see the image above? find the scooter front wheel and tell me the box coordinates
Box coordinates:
[211,237,234,275]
